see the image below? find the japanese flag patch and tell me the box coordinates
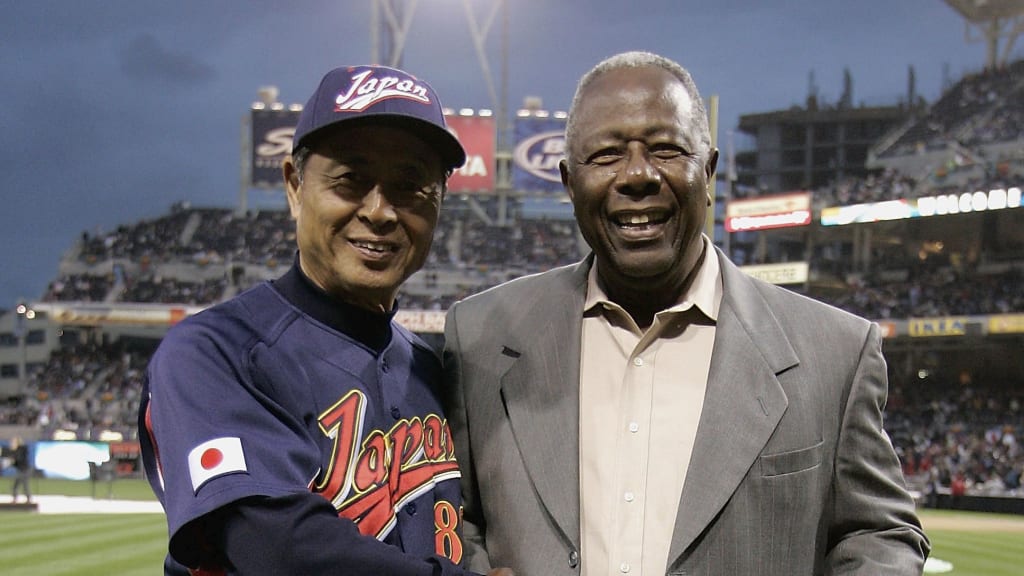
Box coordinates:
[188,437,248,492]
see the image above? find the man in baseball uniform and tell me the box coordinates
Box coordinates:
[140,64,514,576]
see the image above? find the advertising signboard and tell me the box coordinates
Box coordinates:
[512,116,566,193]
[446,115,495,193]
[251,108,300,188]
[726,192,812,232]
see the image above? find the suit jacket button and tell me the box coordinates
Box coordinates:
[568,550,579,568]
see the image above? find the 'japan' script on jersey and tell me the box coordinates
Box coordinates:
[313,388,460,540]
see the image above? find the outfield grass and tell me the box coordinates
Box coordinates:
[919,509,1024,576]
[0,476,157,501]
[926,528,1022,576]
[0,498,1020,574]
[0,478,167,575]
[0,513,167,576]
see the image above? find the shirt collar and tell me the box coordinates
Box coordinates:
[271,253,395,353]
[584,235,722,322]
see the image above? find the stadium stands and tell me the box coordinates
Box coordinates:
[876,59,1024,159]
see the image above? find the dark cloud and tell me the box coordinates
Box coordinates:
[119,33,216,85]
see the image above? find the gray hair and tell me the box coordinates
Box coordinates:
[291,146,313,184]
[564,51,712,163]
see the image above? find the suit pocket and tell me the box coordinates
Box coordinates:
[758,440,823,477]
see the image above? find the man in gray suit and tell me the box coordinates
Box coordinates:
[442,51,929,575]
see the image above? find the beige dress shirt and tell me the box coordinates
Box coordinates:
[579,237,722,576]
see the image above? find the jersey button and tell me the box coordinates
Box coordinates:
[381,359,390,373]
[406,502,417,515]
[390,406,401,419]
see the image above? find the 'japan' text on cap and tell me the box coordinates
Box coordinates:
[292,65,466,172]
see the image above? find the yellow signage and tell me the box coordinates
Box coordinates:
[989,314,1024,334]
[908,317,968,337]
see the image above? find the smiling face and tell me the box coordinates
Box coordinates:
[283,123,445,312]
[561,65,718,309]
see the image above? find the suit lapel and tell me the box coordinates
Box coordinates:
[667,251,798,564]
[498,261,588,550]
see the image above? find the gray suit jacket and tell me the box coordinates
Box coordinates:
[442,248,929,576]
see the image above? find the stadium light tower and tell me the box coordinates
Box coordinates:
[943,0,1024,70]
[371,0,512,188]
[458,0,513,210]
[14,302,35,387]
[370,0,507,115]
[370,0,421,67]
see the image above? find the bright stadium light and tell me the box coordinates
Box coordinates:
[98,430,124,442]
[14,301,36,386]
[257,85,279,105]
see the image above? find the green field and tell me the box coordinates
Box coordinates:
[0,513,167,576]
[0,477,158,501]
[920,509,1024,576]
[0,478,164,575]
[1,481,1022,575]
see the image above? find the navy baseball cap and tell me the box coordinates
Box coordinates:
[292,64,466,171]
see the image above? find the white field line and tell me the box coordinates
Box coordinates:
[0,494,164,514]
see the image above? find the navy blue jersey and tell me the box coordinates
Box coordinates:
[140,266,469,574]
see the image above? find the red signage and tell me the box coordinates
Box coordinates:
[726,192,812,232]
[445,115,495,193]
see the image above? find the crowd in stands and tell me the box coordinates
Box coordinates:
[887,372,1023,500]
[42,272,226,307]
[815,167,919,208]
[118,276,225,305]
[79,208,195,263]
[880,59,1024,158]
[0,340,150,443]
[817,267,1023,320]
[43,273,114,303]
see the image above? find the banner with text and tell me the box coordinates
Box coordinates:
[446,115,495,193]
[989,314,1024,334]
[513,116,566,193]
[820,186,1021,226]
[726,192,812,232]
[739,261,809,285]
[251,109,300,188]
[908,317,970,337]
